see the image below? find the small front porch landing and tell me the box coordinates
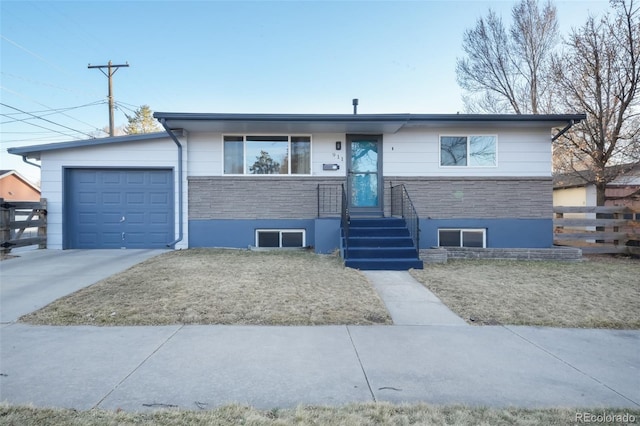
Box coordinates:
[342,218,423,270]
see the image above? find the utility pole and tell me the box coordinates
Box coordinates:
[88,60,129,137]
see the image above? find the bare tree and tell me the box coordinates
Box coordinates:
[511,0,558,113]
[456,0,558,114]
[552,0,640,205]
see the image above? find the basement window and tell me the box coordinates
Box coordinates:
[256,229,306,248]
[438,229,486,248]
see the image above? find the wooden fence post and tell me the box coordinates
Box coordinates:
[1,198,10,255]
[38,198,47,249]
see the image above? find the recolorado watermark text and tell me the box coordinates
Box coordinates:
[576,411,637,424]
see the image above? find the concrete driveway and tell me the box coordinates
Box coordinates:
[0,249,167,323]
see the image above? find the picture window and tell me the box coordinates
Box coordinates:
[224,135,311,175]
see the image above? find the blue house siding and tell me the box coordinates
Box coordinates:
[419,218,553,248]
[189,218,341,253]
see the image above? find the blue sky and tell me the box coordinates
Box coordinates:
[1,0,610,183]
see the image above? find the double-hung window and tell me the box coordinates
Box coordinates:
[440,135,497,167]
[224,135,311,175]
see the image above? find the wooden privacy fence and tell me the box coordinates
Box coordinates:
[0,198,47,255]
[554,205,639,254]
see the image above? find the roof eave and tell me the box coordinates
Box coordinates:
[154,112,586,134]
[7,131,170,158]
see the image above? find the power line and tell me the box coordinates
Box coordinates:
[0,134,84,144]
[0,98,105,125]
[0,102,96,139]
[114,101,139,117]
[0,113,82,142]
[0,34,101,99]
[0,85,107,132]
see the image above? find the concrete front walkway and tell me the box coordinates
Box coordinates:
[0,249,638,411]
[363,271,468,326]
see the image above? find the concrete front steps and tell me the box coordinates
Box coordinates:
[343,218,424,270]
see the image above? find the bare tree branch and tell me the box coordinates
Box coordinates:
[457,0,558,114]
[552,0,640,204]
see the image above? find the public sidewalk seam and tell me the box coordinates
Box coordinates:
[503,326,640,407]
[346,325,376,403]
[92,325,185,410]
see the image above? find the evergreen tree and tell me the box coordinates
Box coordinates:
[124,105,161,134]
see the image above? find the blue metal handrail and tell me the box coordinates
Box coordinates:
[391,184,420,252]
[341,184,350,259]
[317,184,342,217]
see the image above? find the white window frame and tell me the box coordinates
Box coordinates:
[222,134,312,176]
[439,134,498,168]
[255,229,306,248]
[438,228,486,248]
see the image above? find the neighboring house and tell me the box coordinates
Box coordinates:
[553,163,640,212]
[0,170,41,201]
[8,113,584,267]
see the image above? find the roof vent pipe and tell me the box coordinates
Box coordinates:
[352,98,358,115]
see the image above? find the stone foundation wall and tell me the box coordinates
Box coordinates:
[420,246,582,263]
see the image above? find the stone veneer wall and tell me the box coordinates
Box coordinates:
[189,176,553,220]
[384,177,553,219]
[188,176,344,219]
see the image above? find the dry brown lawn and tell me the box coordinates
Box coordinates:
[20,249,391,326]
[3,402,638,426]
[410,255,640,329]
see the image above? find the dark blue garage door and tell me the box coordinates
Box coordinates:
[65,169,174,249]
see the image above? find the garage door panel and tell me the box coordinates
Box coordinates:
[102,192,122,205]
[149,212,169,224]
[78,192,97,204]
[125,192,144,204]
[78,171,98,184]
[102,171,122,184]
[79,233,98,245]
[149,232,170,244]
[125,212,145,224]
[150,192,170,205]
[149,171,170,184]
[78,213,97,225]
[100,232,122,244]
[66,169,174,249]
[101,214,123,227]
[125,232,144,242]
[126,172,145,184]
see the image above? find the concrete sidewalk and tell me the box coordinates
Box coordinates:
[0,323,638,411]
[0,249,638,411]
